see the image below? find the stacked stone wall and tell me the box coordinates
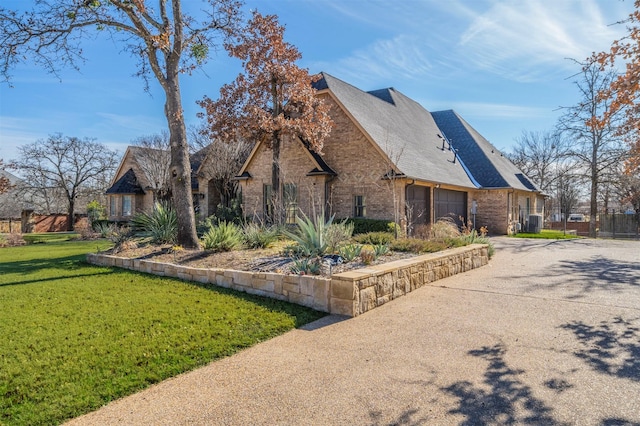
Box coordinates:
[87,244,488,317]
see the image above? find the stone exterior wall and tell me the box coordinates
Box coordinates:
[87,244,489,317]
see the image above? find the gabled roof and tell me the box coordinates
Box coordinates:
[105,168,145,195]
[315,73,477,188]
[431,110,540,191]
[109,145,204,193]
[236,136,336,179]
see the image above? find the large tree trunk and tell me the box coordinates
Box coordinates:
[67,198,75,232]
[589,143,598,238]
[165,76,200,249]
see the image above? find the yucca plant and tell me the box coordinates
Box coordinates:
[201,221,244,252]
[130,201,177,244]
[243,222,280,249]
[281,211,334,258]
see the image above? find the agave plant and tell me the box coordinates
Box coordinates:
[281,211,334,258]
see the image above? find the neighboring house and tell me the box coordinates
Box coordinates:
[106,146,207,221]
[236,72,543,235]
[0,169,26,219]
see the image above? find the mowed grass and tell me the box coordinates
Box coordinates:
[510,229,581,239]
[0,240,326,425]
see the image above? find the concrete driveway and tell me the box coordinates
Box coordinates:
[68,237,640,425]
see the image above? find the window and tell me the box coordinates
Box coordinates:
[283,183,298,224]
[354,195,366,217]
[122,195,132,216]
[263,184,273,221]
[109,196,116,217]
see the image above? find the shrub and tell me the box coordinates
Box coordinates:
[353,231,394,245]
[109,226,135,253]
[360,246,376,265]
[430,218,461,241]
[281,212,333,258]
[86,200,107,224]
[0,233,26,247]
[389,238,448,253]
[325,220,354,253]
[208,198,244,226]
[74,220,98,240]
[243,222,279,249]
[131,202,177,244]
[342,217,396,235]
[338,243,362,262]
[201,221,244,252]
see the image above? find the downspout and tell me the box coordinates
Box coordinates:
[405,179,416,236]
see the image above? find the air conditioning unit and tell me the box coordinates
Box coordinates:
[528,214,543,233]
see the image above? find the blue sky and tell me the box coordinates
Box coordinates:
[0,0,635,164]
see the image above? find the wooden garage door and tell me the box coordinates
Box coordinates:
[435,188,467,224]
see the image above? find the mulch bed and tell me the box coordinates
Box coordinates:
[107,242,419,277]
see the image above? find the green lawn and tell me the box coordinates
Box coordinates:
[509,229,580,239]
[20,232,80,244]
[0,240,325,425]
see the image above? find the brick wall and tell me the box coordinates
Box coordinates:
[240,95,403,222]
[472,190,509,234]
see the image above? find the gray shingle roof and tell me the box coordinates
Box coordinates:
[431,110,540,191]
[317,73,477,188]
[105,168,145,195]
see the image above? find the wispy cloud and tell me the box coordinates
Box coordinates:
[449,101,553,120]
[456,0,631,81]
[317,0,632,84]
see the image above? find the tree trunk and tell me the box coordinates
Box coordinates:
[589,144,598,238]
[164,75,200,249]
[67,198,75,232]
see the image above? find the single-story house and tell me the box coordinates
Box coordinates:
[236,72,543,235]
[106,146,207,221]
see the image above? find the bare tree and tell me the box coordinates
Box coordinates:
[15,134,118,231]
[132,132,172,202]
[190,125,252,213]
[557,61,628,237]
[0,0,243,248]
[509,130,570,193]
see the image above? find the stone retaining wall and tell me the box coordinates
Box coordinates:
[87,244,489,317]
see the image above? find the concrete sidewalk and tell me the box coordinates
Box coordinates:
[67,237,640,425]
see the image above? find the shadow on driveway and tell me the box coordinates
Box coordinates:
[560,316,640,382]
[442,344,566,425]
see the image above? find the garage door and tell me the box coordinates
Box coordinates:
[435,188,467,224]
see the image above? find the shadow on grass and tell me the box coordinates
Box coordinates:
[442,344,566,425]
[0,254,116,287]
[560,316,640,382]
